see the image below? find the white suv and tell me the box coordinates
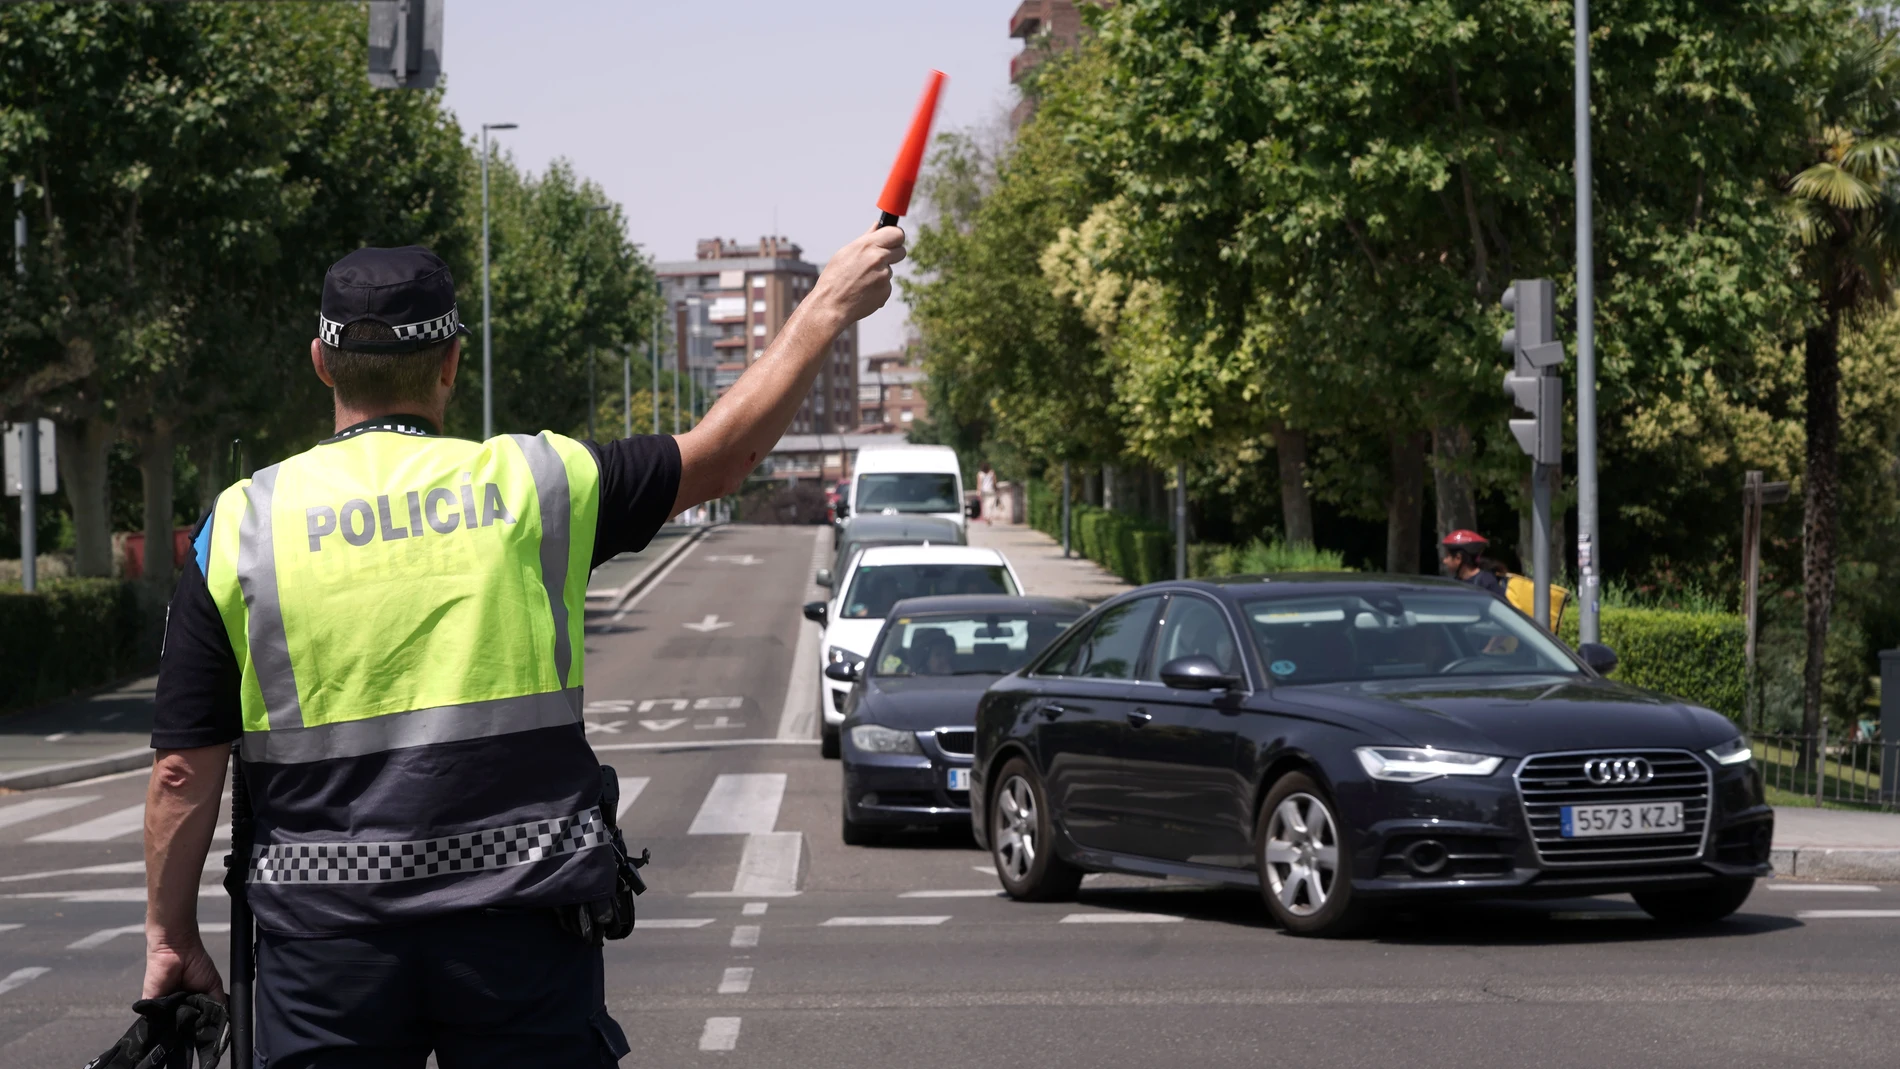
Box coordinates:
[805,544,1022,758]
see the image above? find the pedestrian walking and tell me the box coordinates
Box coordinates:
[139,228,904,1066]
[977,462,997,525]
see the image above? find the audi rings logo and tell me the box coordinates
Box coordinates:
[1583,756,1654,786]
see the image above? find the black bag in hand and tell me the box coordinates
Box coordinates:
[85,992,229,1069]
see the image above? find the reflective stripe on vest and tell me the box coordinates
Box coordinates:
[237,687,584,763]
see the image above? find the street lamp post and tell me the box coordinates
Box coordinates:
[650,282,660,435]
[1574,0,1601,643]
[480,121,517,441]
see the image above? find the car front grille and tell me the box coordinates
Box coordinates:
[1515,749,1712,867]
[933,728,975,757]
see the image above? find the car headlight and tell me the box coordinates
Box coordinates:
[1707,736,1754,766]
[849,724,921,755]
[1354,746,1504,783]
[827,646,864,668]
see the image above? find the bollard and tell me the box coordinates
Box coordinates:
[1881,650,1899,805]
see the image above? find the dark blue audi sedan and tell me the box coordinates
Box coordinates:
[969,575,1772,936]
[830,594,1087,845]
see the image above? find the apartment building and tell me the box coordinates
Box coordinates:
[857,347,928,432]
[1009,1,1096,127]
[656,236,858,434]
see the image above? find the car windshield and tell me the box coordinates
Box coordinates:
[871,612,1080,676]
[841,564,1017,619]
[857,473,959,514]
[1241,591,1581,685]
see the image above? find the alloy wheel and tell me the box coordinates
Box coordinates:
[993,774,1038,883]
[1263,792,1340,917]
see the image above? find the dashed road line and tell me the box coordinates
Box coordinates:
[901,889,999,899]
[742,902,768,916]
[1767,883,1881,892]
[0,924,21,934]
[0,795,99,831]
[1549,911,1647,921]
[821,915,951,927]
[69,922,230,951]
[699,1016,741,1052]
[730,925,761,948]
[28,803,145,843]
[972,865,996,876]
[718,967,753,995]
[0,860,145,884]
[1796,910,1900,919]
[0,967,49,996]
[777,527,825,742]
[731,832,802,896]
[1059,913,1185,925]
[638,918,715,930]
[616,776,650,820]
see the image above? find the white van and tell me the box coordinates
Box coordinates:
[847,445,968,534]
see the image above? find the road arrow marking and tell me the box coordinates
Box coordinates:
[584,720,624,735]
[695,716,739,730]
[639,718,686,732]
[683,615,734,633]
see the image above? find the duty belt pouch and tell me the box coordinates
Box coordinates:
[559,765,649,946]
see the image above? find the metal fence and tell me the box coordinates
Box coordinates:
[1754,733,1900,812]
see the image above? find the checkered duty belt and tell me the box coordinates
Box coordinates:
[248,808,609,884]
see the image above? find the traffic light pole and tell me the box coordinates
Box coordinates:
[1574,0,1601,644]
[1532,462,1553,626]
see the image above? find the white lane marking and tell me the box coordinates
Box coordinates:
[1549,911,1647,921]
[610,541,699,623]
[2,884,222,903]
[40,767,149,789]
[638,719,685,732]
[901,889,1001,899]
[699,1016,741,1052]
[688,774,786,835]
[1058,913,1185,925]
[0,924,21,934]
[1796,910,1900,919]
[690,891,800,899]
[732,832,802,895]
[776,527,825,741]
[1767,883,1881,892]
[616,776,649,821]
[704,554,762,565]
[730,925,761,948]
[718,967,753,995]
[972,865,997,876]
[28,803,145,842]
[637,918,714,930]
[0,860,145,884]
[68,922,231,950]
[592,738,816,753]
[0,795,99,831]
[0,968,49,996]
[821,915,951,927]
[43,732,69,743]
[742,902,768,916]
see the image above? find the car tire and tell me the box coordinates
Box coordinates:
[841,806,882,847]
[820,722,840,760]
[1632,877,1755,925]
[1255,772,1372,937]
[988,757,1082,901]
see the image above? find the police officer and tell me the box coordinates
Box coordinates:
[140,229,904,1066]
[1439,528,1506,598]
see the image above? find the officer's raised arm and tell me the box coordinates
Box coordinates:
[669,225,905,513]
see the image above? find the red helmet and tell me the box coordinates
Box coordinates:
[1440,529,1488,549]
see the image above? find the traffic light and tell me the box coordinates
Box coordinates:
[1501,279,1565,466]
[368,0,443,90]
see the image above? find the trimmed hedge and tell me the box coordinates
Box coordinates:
[1027,480,1172,585]
[0,579,155,712]
[1560,607,1745,722]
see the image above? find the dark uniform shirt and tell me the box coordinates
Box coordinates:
[1463,567,1507,599]
[152,417,682,751]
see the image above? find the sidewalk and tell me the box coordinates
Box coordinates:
[1772,807,1900,881]
[967,520,1131,603]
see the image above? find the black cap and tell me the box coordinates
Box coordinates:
[318,246,473,353]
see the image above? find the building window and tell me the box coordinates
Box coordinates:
[901,387,914,399]
[753,324,766,336]
[751,299,766,313]
[900,410,914,423]
[751,276,766,289]
[753,348,764,360]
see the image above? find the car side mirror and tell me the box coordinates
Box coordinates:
[802,601,828,626]
[824,661,860,683]
[1578,642,1618,676]
[815,568,832,588]
[965,499,981,518]
[836,501,850,518]
[1159,655,1241,691]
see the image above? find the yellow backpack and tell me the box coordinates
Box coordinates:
[1502,573,1568,632]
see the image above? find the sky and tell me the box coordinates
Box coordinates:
[440,1,1026,356]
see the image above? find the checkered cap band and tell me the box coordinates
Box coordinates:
[248,807,608,885]
[317,305,463,349]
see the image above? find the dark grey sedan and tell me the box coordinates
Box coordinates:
[830,595,1086,844]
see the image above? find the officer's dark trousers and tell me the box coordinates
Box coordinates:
[255,909,630,1068]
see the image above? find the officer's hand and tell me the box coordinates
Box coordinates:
[143,934,225,1002]
[808,225,906,325]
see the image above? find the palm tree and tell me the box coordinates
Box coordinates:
[1781,26,1900,749]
